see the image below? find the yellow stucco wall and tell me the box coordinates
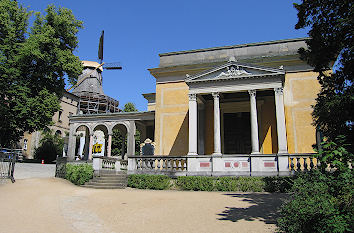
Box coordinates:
[284,71,320,153]
[260,96,278,154]
[154,71,320,156]
[154,82,189,155]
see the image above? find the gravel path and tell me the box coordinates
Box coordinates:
[0,178,286,233]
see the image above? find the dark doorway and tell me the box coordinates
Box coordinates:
[223,112,251,154]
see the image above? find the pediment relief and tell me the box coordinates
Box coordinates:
[185,61,284,83]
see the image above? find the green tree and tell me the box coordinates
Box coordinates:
[111,128,126,156]
[123,102,138,112]
[294,0,353,151]
[0,0,83,147]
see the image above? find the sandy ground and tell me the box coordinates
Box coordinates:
[0,177,286,233]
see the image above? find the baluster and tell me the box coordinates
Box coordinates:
[181,160,185,171]
[304,157,308,171]
[173,159,177,171]
[157,158,161,170]
[310,158,314,170]
[154,159,158,170]
[164,159,168,170]
[149,159,153,170]
[290,157,295,171]
[297,157,301,171]
[170,159,174,171]
[144,159,148,169]
[175,160,180,171]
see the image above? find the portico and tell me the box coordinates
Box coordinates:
[186,60,288,156]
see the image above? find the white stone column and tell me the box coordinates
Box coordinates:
[188,93,198,155]
[249,90,260,154]
[122,135,126,159]
[67,124,76,160]
[127,121,136,157]
[212,92,222,155]
[274,87,288,154]
[107,133,112,157]
[88,133,94,160]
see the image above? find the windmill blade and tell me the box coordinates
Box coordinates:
[103,62,122,70]
[98,30,104,62]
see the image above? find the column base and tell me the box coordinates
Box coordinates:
[188,152,198,156]
[277,151,288,155]
[212,152,222,156]
[251,151,261,154]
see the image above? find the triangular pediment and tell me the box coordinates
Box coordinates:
[185,61,284,83]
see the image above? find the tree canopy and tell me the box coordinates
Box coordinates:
[294,0,353,151]
[123,102,138,112]
[0,0,83,147]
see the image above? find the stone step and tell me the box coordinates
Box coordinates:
[82,184,126,189]
[83,170,128,189]
[98,170,127,174]
[95,174,127,178]
[85,181,127,186]
[91,177,128,182]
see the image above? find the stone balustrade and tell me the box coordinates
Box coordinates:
[128,156,188,177]
[289,154,318,172]
[93,156,127,175]
[128,153,318,177]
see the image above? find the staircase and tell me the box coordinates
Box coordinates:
[83,171,127,189]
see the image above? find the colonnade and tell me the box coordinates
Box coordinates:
[67,121,137,160]
[188,88,288,155]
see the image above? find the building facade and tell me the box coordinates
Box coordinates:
[149,38,319,156]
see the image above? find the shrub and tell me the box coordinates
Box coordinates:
[177,176,215,191]
[65,163,93,185]
[214,177,265,192]
[277,170,353,233]
[263,176,295,193]
[127,175,296,193]
[128,174,170,190]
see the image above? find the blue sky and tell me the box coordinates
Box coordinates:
[19,0,308,111]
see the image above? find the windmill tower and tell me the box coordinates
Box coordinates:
[68,30,122,114]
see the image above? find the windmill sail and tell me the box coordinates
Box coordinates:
[98,30,104,62]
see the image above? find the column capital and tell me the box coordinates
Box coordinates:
[188,93,197,101]
[274,87,284,95]
[212,92,220,99]
[248,89,256,97]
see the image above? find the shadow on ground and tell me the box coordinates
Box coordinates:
[217,193,287,224]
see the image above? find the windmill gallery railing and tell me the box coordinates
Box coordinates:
[0,149,18,183]
[127,153,319,177]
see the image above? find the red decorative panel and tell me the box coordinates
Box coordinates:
[242,162,248,167]
[200,162,210,168]
[264,162,275,167]
[225,162,231,167]
[233,162,239,168]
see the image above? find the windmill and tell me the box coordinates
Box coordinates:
[67,31,122,114]
[67,30,122,93]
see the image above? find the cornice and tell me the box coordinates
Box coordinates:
[159,37,309,57]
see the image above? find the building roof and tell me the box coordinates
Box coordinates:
[157,38,309,68]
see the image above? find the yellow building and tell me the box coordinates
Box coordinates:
[148,38,320,156]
